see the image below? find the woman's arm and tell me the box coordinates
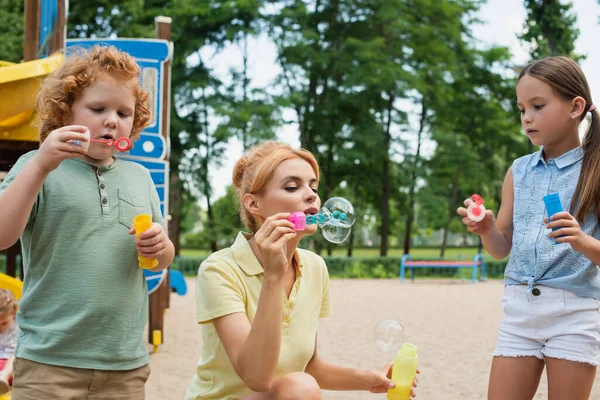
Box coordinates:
[213,276,284,392]
[304,336,396,393]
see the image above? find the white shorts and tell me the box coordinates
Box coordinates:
[493,284,600,365]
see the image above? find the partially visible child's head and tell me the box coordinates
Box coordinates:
[232,141,320,233]
[0,290,17,333]
[37,45,151,143]
[518,56,594,117]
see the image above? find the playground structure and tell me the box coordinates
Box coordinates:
[0,0,179,354]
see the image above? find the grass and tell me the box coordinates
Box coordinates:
[180,247,505,261]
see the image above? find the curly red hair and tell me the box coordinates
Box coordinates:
[37,45,151,142]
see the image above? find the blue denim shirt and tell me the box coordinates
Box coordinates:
[505,147,600,299]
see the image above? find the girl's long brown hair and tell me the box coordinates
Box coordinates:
[519,56,600,220]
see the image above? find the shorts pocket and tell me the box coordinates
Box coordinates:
[118,189,145,229]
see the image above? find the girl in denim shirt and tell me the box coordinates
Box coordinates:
[458,56,600,400]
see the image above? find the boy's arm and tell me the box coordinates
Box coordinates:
[0,159,48,250]
[152,238,175,271]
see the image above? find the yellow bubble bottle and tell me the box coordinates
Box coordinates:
[388,343,418,400]
[133,214,159,269]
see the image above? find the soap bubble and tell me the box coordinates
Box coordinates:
[321,224,352,244]
[374,319,404,352]
[320,197,356,228]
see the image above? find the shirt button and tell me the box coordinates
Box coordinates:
[284,316,291,323]
[289,300,295,306]
[532,288,541,296]
[100,183,106,189]
[102,198,108,205]
[98,171,102,176]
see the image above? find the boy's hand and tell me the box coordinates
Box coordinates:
[545,211,590,252]
[33,125,89,172]
[457,197,495,236]
[129,223,169,258]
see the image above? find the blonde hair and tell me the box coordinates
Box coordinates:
[232,141,320,233]
[37,45,151,142]
[0,289,18,317]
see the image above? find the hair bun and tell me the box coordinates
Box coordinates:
[232,156,248,189]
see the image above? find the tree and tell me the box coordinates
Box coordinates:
[520,0,581,60]
[0,0,23,62]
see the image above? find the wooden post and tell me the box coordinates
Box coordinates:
[156,16,172,309]
[23,0,40,61]
[148,16,173,347]
[49,0,67,55]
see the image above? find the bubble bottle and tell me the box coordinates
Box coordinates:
[373,319,418,400]
[133,214,159,269]
[467,194,486,222]
[388,343,419,400]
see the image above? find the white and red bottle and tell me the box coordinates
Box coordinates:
[467,194,486,222]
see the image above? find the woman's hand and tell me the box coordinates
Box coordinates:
[253,213,297,280]
[364,363,419,397]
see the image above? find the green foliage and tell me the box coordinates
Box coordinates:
[3,0,582,253]
[0,0,23,62]
[520,0,581,61]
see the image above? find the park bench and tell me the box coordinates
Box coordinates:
[399,254,486,284]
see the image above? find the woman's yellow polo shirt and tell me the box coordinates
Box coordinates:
[184,232,332,400]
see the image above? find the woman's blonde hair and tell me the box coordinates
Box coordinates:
[0,289,18,317]
[37,45,151,142]
[232,141,320,233]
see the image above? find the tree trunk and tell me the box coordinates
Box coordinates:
[347,180,359,257]
[440,161,462,258]
[403,97,427,255]
[168,163,182,255]
[380,92,394,256]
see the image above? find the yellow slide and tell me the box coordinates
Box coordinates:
[0,273,22,300]
[0,54,64,142]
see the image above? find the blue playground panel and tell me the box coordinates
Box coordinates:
[144,270,187,296]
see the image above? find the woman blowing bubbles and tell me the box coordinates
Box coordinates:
[185,141,418,399]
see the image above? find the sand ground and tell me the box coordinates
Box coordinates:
[146,278,600,400]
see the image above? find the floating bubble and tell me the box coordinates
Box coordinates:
[320,197,356,228]
[321,224,352,244]
[374,319,404,352]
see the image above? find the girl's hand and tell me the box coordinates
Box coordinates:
[253,213,297,280]
[128,223,169,258]
[457,197,495,236]
[545,211,591,252]
[364,363,419,397]
[32,125,89,172]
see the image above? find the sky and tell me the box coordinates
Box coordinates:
[200,0,600,203]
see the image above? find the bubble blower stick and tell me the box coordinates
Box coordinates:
[288,197,356,244]
[133,214,159,269]
[71,130,131,152]
[543,192,564,244]
[373,320,418,400]
[467,194,486,222]
[90,137,132,151]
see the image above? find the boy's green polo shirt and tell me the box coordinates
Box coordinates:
[0,151,165,370]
